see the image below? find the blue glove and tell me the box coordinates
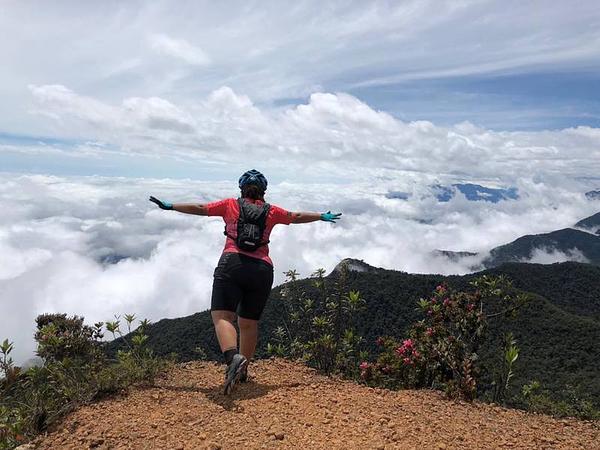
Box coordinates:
[320,211,342,223]
[149,196,173,210]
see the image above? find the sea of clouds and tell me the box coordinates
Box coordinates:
[1,169,599,364]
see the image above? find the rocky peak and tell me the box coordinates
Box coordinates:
[332,258,378,274]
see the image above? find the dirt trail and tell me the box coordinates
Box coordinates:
[33,358,598,449]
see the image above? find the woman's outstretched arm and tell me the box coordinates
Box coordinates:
[290,211,342,224]
[149,196,209,215]
[172,203,209,215]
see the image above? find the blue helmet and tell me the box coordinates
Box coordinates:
[238,169,268,191]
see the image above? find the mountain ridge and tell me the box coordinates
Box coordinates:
[432,211,600,268]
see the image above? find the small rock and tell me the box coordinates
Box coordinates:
[322,418,331,424]
[275,432,284,440]
[89,438,104,448]
[437,444,447,449]
[206,442,221,450]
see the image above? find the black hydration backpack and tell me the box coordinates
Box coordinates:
[225,198,271,252]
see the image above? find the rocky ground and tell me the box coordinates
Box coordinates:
[31,358,599,449]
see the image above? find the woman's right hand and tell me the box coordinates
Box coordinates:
[149,196,173,210]
[320,211,342,223]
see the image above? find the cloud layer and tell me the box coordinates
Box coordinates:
[20,85,600,184]
[1,173,598,364]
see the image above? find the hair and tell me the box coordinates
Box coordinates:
[241,184,265,201]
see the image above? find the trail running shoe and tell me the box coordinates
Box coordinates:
[239,365,249,383]
[223,354,248,395]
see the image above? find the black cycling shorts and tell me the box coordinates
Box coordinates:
[210,252,274,320]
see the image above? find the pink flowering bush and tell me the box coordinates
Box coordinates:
[361,275,529,400]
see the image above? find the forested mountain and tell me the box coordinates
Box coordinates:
[433,211,600,268]
[481,228,600,267]
[575,211,600,235]
[108,260,600,408]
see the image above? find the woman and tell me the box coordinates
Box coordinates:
[149,169,341,394]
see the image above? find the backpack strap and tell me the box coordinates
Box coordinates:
[258,203,271,246]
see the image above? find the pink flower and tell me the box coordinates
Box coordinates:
[443,298,451,307]
[467,303,475,312]
[359,361,370,370]
[436,285,447,294]
[426,327,434,337]
[396,346,406,356]
[375,337,384,346]
[427,309,433,316]
[403,357,412,365]
[402,339,414,348]
[413,350,421,359]
[382,366,391,374]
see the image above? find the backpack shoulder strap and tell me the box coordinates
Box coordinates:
[237,197,247,220]
[224,198,245,238]
[258,203,271,227]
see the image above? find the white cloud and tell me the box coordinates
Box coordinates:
[24,85,600,183]
[521,247,590,265]
[148,33,211,66]
[1,173,598,364]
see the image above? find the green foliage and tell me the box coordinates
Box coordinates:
[362,276,528,400]
[34,314,104,364]
[489,333,520,403]
[519,381,600,420]
[0,313,168,449]
[268,263,366,378]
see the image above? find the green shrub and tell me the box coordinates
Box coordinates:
[520,381,600,420]
[269,263,367,378]
[0,313,168,449]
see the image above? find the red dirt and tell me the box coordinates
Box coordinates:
[32,358,599,449]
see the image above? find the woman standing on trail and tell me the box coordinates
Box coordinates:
[149,169,342,394]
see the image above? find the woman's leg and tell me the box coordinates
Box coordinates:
[238,316,259,361]
[211,310,238,352]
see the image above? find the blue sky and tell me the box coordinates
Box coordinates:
[347,71,600,130]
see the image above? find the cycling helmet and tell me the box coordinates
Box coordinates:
[238,169,268,191]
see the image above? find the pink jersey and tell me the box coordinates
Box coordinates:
[206,198,293,266]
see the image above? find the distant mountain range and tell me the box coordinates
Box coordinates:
[585,190,600,200]
[385,184,600,204]
[433,183,519,203]
[385,183,519,203]
[435,211,600,269]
